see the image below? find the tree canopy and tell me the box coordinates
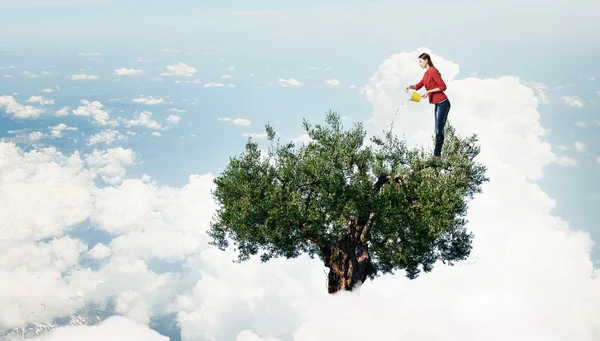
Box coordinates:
[208,111,489,293]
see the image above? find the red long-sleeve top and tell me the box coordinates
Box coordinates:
[414,66,448,104]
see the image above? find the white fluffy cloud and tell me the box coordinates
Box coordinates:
[0,95,45,118]
[32,315,168,341]
[73,99,114,126]
[161,62,197,77]
[132,95,164,105]
[26,95,55,105]
[204,82,235,88]
[277,78,302,87]
[83,147,136,185]
[574,141,587,152]
[219,117,251,126]
[119,111,162,129]
[1,48,599,341]
[114,68,144,76]
[166,114,181,124]
[524,81,549,104]
[561,95,584,107]
[87,129,127,146]
[324,78,340,86]
[70,74,99,80]
[50,123,77,138]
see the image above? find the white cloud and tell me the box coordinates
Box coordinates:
[26,95,55,105]
[132,96,164,105]
[32,315,168,341]
[49,123,77,138]
[167,108,186,113]
[87,129,127,146]
[83,147,136,185]
[277,78,302,87]
[0,95,45,118]
[136,57,152,63]
[41,88,56,93]
[554,155,577,166]
[161,63,197,77]
[70,74,99,80]
[173,79,201,84]
[118,112,162,130]
[221,75,232,79]
[218,117,251,126]
[114,68,144,76]
[574,141,586,152]
[524,81,548,104]
[324,79,340,86]
[88,243,112,260]
[204,82,235,88]
[235,330,282,341]
[73,99,114,126]
[291,133,313,145]
[242,132,268,139]
[56,106,70,116]
[28,131,45,141]
[78,52,102,59]
[561,95,584,107]
[166,114,181,124]
[0,144,96,243]
[21,71,39,78]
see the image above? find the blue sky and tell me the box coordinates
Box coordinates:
[1,1,599,340]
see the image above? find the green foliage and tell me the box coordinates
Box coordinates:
[209,111,488,280]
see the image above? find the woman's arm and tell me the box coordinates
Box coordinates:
[406,75,425,92]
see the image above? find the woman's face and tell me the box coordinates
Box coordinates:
[418,58,428,69]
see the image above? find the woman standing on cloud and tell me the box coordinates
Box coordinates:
[406,52,450,160]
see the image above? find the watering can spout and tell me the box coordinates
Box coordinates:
[410,91,422,102]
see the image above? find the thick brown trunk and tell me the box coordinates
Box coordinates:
[324,243,371,294]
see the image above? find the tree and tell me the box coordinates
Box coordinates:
[208,111,489,294]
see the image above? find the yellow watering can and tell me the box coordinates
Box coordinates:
[409,91,422,102]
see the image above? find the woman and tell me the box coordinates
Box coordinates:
[406,52,450,159]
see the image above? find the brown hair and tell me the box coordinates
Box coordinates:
[419,52,435,68]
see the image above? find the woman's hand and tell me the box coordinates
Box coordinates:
[405,85,414,93]
[422,92,428,98]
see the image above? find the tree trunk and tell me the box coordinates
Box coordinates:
[323,243,371,294]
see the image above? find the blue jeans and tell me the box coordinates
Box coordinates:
[433,98,450,157]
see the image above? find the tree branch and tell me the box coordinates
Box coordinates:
[371,173,417,212]
[372,174,406,195]
[299,222,333,266]
[359,212,375,243]
[296,179,318,191]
